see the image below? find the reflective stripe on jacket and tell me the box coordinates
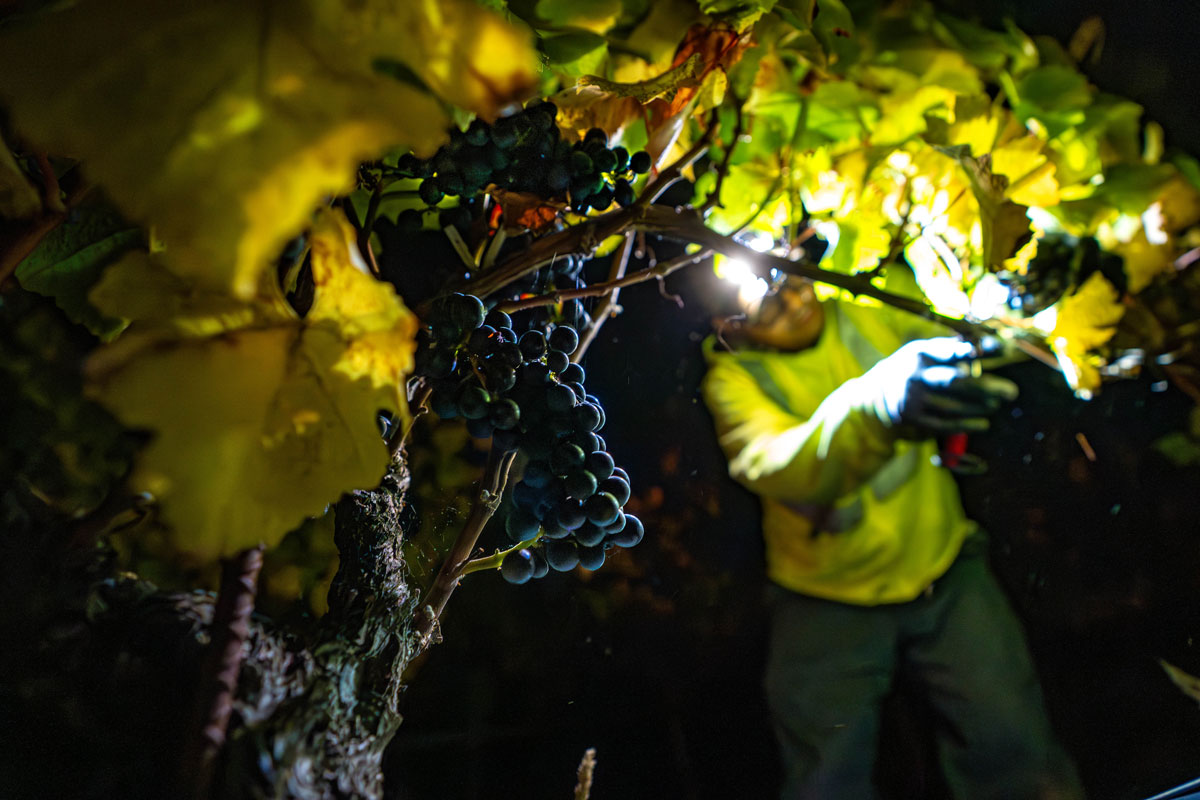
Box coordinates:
[701,298,975,605]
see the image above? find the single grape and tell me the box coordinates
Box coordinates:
[519,330,547,359]
[423,347,457,378]
[614,178,635,207]
[545,540,580,572]
[583,451,614,481]
[418,178,444,206]
[512,480,542,510]
[612,466,629,484]
[457,384,491,419]
[489,398,520,429]
[602,510,626,534]
[545,349,570,374]
[629,151,652,174]
[593,149,617,173]
[584,127,607,145]
[429,389,458,419]
[591,185,614,210]
[572,403,602,433]
[555,498,587,531]
[546,383,576,413]
[599,475,631,506]
[540,518,571,540]
[550,442,586,474]
[483,359,516,392]
[448,293,487,331]
[522,460,554,489]
[467,325,497,355]
[548,325,579,354]
[571,431,600,455]
[529,548,550,579]
[506,507,541,542]
[608,514,644,548]
[611,147,630,173]
[577,544,606,571]
[584,492,620,526]
[395,153,428,178]
[574,523,606,548]
[500,548,536,584]
[496,342,523,369]
[485,309,512,330]
[560,363,585,384]
[564,468,598,500]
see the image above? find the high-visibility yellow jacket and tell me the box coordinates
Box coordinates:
[701,297,976,605]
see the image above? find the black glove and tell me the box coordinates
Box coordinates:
[860,336,1018,436]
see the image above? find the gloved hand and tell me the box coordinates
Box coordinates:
[859,336,1018,436]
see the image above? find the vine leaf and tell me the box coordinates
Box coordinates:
[85,210,417,561]
[945,147,1034,269]
[0,0,535,299]
[1048,271,1125,398]
[15,199,143,338]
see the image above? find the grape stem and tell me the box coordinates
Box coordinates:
[459,534,542,576]
[494,244,712,317]
[574,231,636,361]
[387,382,432,459]
[698,98,745,214]
[413,446,516,647]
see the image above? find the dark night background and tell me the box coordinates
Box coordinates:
[384,3,1200,799]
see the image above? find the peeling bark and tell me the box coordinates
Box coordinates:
[0,456,421,800]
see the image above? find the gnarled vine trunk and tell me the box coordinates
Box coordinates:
[0,456,421,800]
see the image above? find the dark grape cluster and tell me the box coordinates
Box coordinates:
[390,102,652,225]
[1000,234,1126,314]
[414,293,645,583]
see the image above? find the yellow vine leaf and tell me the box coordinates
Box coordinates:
[311,0,538,121]
[85,211,417,561]
[0,0,531,299]
[948,147,1034,269]
[1114,228,1174,295]
[89,252,273,340]
[1049,272,1125,398]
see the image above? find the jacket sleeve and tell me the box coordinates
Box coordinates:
[701,353,899,507]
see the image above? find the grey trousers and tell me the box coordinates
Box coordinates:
[764,550,1085,799]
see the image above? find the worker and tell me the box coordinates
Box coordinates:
[700,272,1085,799]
